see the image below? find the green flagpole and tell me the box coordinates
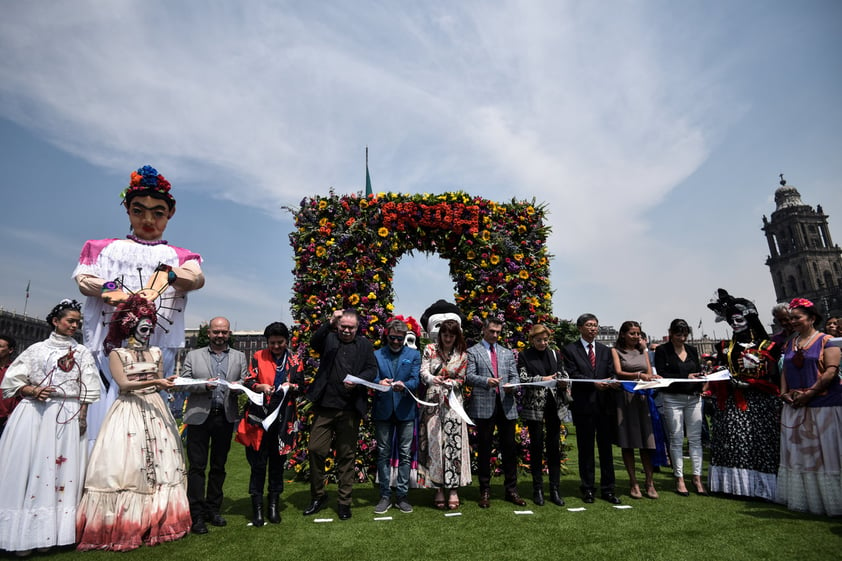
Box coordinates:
[365,146,373,197]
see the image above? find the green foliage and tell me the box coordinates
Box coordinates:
[551,318,581,348]
[196,322,209,348]
[196,322,236,348]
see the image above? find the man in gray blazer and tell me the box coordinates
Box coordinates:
[466,317,526,508]
[182,316,247,534]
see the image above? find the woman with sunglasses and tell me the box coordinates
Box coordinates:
[778,298,842,515]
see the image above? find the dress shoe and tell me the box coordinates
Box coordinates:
[532,488,545,506]
[549,488,565,506]
[303,494,328,516]
[191,517,208,535]
[478,488,491,509]
[337,503,352,520]
[208,513,227,527]
[505,492,527,507]
[267,493,281,523]
[601,492,621,505]
[582,491,595,504]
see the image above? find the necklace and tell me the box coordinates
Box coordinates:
[127,234,168,246]
[795,330,817,350]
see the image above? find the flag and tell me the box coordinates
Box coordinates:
[25,280,30,300]
[698,318,702,329]
[365,146,372,197]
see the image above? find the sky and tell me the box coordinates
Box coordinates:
[1,1,841,342]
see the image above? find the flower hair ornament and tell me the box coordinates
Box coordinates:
[386,315,422,340]
[120,165,174,206]
[103,295,159,354]
[707,288,758,323]
[788,297,814,310]
[46,299,82,325]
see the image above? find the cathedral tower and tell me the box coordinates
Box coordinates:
[762,175,842,316]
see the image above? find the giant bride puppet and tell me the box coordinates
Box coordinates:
[73,165,204,444]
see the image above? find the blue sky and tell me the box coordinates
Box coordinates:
[1,1,840,341]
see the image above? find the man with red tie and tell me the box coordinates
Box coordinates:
[466,317,526,508]
[562,313,622,505]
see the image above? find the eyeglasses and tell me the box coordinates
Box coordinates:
[388,335,405,342]
[338,325,357,332]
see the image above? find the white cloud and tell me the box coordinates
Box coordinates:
[1,1,839,336]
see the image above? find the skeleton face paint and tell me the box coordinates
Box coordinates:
[134,318,154,343]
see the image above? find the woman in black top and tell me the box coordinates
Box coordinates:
[654,319,707,496]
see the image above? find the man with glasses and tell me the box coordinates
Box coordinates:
[303,309,378,520]
[372,319,421,514]
[562,313,621,505]
[182,316,248,534]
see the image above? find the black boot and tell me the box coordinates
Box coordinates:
[268,493,281,524]
[251,495,265,527]
[533,485,545,506]
[549,487,565,506]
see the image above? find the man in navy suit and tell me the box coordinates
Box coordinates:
[562,313,621,504]
[372,319,421,514]
[466,317,526,508]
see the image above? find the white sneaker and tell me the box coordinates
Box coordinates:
[374,497,392,514]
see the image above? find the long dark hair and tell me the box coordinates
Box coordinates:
[614,320,644,352]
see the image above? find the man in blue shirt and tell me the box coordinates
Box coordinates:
[372,319,421,514]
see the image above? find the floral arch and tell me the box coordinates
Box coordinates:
[288,191,554,367]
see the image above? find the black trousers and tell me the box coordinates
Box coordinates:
[526,400,562,489]
[475,401,518,493]
[186,410,235,519]
[572,408,616,494]
[246,425,286,497]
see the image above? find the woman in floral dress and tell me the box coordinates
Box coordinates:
[417,319,471,509]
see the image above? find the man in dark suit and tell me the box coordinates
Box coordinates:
[466,317,526,508]
[182,316,248,534]
[372,319,421,514]
[562,313,621,505]
[303,309,377,520]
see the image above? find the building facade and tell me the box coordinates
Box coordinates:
[0,309,82,355]
[762,176,842,317]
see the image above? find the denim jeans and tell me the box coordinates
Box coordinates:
[375,419,415,499]
[660,393,703,478]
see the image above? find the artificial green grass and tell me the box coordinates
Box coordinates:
[8,433,841,561]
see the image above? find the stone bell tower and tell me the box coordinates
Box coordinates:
[762,175,842,316]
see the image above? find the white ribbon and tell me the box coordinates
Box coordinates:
[343,374,390,392]
[633,369,731,391]
[260,385,289,430]
[172,376,264,406]
[447,388,475,426]
[503,379,559,388]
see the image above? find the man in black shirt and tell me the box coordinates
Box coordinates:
[303,309,377,520]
